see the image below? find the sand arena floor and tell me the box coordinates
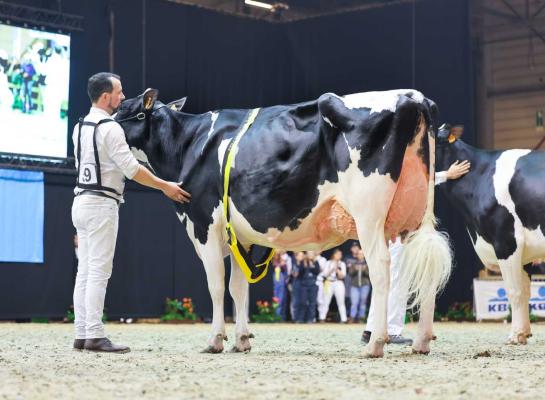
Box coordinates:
[1,322,545,400]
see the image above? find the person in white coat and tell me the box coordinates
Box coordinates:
[317,249,347,322]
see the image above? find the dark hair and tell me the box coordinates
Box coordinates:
[87,72,120,103]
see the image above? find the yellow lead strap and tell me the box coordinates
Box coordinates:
[222,108,275,283]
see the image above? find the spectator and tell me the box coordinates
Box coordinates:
[292,252,320,323]
[317,249,347,323]
[344,241,360,320]
[348,249,370,323]
[272,251,289,321]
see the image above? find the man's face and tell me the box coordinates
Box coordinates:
[106,78,125,114]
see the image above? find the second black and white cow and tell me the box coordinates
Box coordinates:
[436,125,545,344]
[116,89,452,357]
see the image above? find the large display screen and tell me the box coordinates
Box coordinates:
[0,23,70,158]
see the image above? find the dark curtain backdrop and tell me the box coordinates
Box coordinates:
[0,0,475,319]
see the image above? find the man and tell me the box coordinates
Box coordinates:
[72,72,190,353]
[362,159,470,345]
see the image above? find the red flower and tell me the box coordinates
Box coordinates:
[272,297,279,303]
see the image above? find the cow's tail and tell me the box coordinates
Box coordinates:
[398,126,452,310]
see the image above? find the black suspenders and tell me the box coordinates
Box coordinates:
[76,117,122,196]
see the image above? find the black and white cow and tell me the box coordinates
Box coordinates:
[116,89,452,357]
[436,125,545,344]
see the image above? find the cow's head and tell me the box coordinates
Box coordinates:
[115,88,187,179]
[436,123,465,170]
[115,88,187,148]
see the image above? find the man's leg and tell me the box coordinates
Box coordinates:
[80,200,128,353]
[359,285,371,320]
[72,199,88,348]
[387,242,412,345]
[334,281,347,322]
[350,286,360,320]
[318,281,334,321]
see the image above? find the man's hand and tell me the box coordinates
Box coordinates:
[446,160,471,180]
[162,181,191,203]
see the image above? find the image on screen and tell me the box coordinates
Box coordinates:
[0,23,70,159]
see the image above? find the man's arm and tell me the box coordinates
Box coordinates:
[132,166,190,203]
[435,160,471,186]
[105,123,191,203]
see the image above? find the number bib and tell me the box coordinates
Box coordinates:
[78,163,98,185]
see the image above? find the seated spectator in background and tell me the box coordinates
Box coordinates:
[348,249,370,323]
[292,252,320,323]
[272,251,289,321]
[317,249,347,323]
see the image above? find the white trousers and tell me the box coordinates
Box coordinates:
[317,280,347,322]
[366,239,407,336]
[71,195,119,339]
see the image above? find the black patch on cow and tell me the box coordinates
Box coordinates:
[436,138,518,260]
[509,151,545,238]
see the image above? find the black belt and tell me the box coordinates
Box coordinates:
[76,190,120,205]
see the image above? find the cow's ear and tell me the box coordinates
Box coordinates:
[167,97,187,112]
[142,88,159,110]
[448,125,464,143]
[318,93,354,131]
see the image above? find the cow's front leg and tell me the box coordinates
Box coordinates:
[499,255,531,345]
[358,224,391,358]
[228,254,253,353]
[412,298,435,354]
[199,242,228,354]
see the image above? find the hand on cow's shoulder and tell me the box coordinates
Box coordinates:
[446,160,471,180]
[161,181,191,203]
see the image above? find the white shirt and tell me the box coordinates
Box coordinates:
[320,260,347,282]
[435,171,447,185]
[73,107,140,202]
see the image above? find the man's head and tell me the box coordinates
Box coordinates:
[87,72,125,115]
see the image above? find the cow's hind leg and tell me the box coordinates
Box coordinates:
[199,241,228,354]
[357,222,391,358]
[498,253,531,345]
[228,254,253,353]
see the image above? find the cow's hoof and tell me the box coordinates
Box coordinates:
[201,333,226,353]
[231,334,252,353]
[506,332,528,345]
[411,348,430,355]
[229,345,251,353]
[200,345,223,354]
[363,341,385,358]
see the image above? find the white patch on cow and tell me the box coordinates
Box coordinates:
[207,112,219,139]
[131,147,149,163]
[493,149,531,258]
[472,233,498,266]
[322,116,334,127]
[218,138,231,170]
[200,112,220,156]
[522,226,545,264]
[342,89,424,114]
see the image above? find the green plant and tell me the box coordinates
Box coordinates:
[161,297,197,322]
[251,298,282,323]
[445,302,475,322]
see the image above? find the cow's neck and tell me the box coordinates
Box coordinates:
[438,141,502,227]
[144,112,197,183]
